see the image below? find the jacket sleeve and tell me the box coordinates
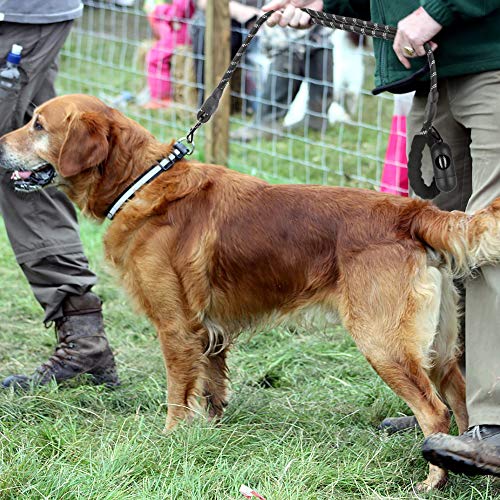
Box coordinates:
[322,0,371,20]
[420,0,500,26]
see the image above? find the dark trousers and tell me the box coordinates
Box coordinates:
[258,43,333,123]
[0,21,97,322]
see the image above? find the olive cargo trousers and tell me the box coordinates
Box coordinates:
[408,71,500,427]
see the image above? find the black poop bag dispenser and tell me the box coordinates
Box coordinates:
[408,126,457,199]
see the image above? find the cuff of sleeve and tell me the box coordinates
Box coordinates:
[420,0,455,26]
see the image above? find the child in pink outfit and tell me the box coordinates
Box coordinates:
[144,0,195,108]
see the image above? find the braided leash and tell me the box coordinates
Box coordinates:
[181,8,456,198]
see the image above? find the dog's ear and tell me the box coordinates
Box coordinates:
[58,112,110,177]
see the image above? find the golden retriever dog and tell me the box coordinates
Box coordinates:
[1,94,499,490]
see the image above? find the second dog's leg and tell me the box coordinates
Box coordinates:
[203,349,230,421]
[432,362,468,434]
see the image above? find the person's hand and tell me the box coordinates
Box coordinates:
[393,7,441,69]
[262,0,322,28]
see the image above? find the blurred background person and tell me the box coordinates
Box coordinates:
[191,0,263,111]
[231,11,333,142]
[142,0,195,109]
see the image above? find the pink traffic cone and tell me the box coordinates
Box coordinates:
[380,93,414,196]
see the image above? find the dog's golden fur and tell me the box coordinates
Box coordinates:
[2,94,500,490]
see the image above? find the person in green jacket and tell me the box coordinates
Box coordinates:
[264,0,500,481]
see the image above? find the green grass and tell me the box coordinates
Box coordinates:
[1,6,498,499]
[1,219,499,498]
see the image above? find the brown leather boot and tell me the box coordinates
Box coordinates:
[2,292,119,389]
[422,425,500,477]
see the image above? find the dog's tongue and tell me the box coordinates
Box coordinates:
[11,170,32,180]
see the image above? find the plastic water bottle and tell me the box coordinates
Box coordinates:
[0,44,23,92]
[0,44,23,133]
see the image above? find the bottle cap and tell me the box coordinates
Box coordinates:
[6,44,23,65]
[11,44,23,56]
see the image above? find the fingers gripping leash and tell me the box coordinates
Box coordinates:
[183,8,457,198]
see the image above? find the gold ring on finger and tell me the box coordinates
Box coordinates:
[403,46,416,57]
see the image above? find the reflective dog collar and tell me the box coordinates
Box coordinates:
[106,141,189,220]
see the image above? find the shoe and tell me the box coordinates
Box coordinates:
[2,292,120,389]
[378,415,420,434]
[422,425,500,477]
[114,0,135,6]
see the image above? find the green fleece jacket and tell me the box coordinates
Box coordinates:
[323,0,500,90]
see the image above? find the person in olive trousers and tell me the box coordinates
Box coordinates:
[264,0,500,479]
[0,1,119,388]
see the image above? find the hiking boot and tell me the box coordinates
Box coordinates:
[378,415,420,434]
[2,292,120,389]
[422,425,500,477]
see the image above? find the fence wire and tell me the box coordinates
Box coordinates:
[58,0,407,194]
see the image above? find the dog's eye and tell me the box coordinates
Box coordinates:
[33,119,44,131]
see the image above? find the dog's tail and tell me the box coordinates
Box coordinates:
[406,197,500,275]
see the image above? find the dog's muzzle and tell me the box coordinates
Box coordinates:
[10,164,56,192]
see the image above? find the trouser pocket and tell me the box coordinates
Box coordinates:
[0,79,21,135]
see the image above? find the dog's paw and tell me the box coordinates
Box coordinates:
[416,467,448,492]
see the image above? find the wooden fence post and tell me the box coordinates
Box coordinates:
[204,0,230,164]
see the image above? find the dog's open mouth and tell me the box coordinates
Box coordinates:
[10,164,56,193]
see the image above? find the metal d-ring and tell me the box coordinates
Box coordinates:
[177,135,196,155]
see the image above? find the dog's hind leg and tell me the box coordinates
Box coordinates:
[157,321,208,432]
[433,362,467,433]
[353,337,451,491]
[429,271,468,433]
[341,255,451,490]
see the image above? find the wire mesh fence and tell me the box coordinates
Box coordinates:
[58,0,408,194]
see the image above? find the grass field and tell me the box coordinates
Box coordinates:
[1,220,500,499]
[1,5,499,500]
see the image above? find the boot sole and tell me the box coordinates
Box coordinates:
[89,371,121,387]
[422,445,500,477]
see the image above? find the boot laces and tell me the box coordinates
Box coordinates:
[470,425,483,441]
[38,319,75,373]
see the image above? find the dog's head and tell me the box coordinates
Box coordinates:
[0,94,112,193]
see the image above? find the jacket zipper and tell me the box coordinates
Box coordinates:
[375,0,387,85]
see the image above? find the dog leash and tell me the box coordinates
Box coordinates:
[181,8,457,199]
